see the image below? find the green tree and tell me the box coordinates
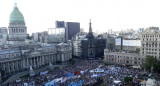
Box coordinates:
[155,60,160,73]
[100,84,107,86]
[124,77,133,85]
[143,55,157,72]
[104,62,110,66]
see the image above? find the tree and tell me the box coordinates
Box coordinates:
[143,55,157,72]
[124,77,133,85]
[155,60,160,73]
[104,62,110,66]
[100,84,107,86]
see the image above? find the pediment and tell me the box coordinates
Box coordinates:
[29,51,41,55]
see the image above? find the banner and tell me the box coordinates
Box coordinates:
[40,70,48,75]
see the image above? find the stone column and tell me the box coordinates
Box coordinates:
[34,57,36,68]
[40,56,42,66]
[7,62,10,74]
[37,57,39,68]
[62,54,64,61]
[51,55,52,63]
[42,56,44,65]
[30,58,32,66]
[0,71,2,83]
[67,54,69,60]
[50,55,52,63]
[27,58,29,68]
[12,62,15,73]
[39,57,41,66]
[17,61,20,71]
[54,55,56,62]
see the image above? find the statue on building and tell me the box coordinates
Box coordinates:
[49,62,53,70]
[29,66,35,76]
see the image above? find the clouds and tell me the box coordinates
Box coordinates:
[0,0,160,34]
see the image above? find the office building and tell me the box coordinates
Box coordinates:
[141,27,160,60]
[66,22,80,40]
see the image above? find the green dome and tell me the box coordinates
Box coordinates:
[9,3,25,24]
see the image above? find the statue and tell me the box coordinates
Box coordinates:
[49,62,53,70]
[29,66,35,76]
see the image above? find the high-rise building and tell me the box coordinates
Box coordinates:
[55,21,65,28]
[66,22,80,40]
[7,2,27,45]
[72,32,87,57]
[141,27,160,60]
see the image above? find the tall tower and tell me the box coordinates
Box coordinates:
[87,19,95,58]
[8,2,27,45]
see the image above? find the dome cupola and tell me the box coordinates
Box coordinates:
[9,2,25,24]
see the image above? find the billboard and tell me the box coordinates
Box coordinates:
[115,38,141,46]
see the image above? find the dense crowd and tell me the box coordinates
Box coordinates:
[8,59,158,86]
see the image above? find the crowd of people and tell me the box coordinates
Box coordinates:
[8,59,157,86]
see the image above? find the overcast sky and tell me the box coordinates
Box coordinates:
[0,0,160,34]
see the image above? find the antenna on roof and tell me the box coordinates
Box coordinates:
[14,0,17,7]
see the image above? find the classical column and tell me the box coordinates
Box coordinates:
[12,62,15,73]
[62,54,64,61]
[7,62,10,74]
[30,58,32,66]
[37,57,40,68]
[50,55,52,63]
[67,54,69,60]
[0,71,2,83]
[54,55,56,62]
[42,56,44,65]
[40,56,42,66]
[34,57,36,68]
[3,63,5,73]
[27,58,29,68]
[50,55,52,62]
[17,61,19,71]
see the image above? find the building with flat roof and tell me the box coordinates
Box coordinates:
[104,49,144,66]
[66,22,80,40]
[141,27,160,60]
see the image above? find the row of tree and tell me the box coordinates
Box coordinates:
[143,55,160,73]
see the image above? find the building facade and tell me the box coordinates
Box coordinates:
[32,31,48,43]
[106,35,115,51]
[8,3,27,45]
[141,27,160,60]
[115,37,141,52]
[72,32,87,57]
[81,20,106,59]
[0,27,8,45]
[48,28,66,43]
[104,49,144,66]
[66,22,80,40]
[0,43,72,77]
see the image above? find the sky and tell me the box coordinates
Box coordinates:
[0,0,160,34]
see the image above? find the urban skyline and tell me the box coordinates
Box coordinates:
[0,0,160,34]
[0,0,160,85]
